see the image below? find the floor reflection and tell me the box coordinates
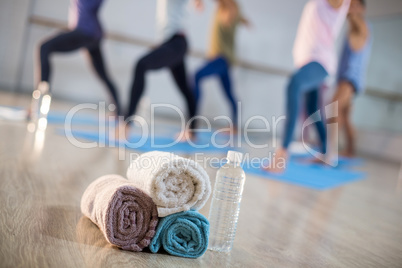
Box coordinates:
[397,162,402,194]
[23,121,47,162]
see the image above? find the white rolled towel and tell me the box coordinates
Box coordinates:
[126,151,211,217]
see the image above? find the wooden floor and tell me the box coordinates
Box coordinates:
[1,91,402,268]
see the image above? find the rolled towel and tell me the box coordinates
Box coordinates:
[150,210,209,258]
[80,174,159,251]
[126,151,211,217]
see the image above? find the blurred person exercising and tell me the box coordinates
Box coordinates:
[124,0,203,140]
[266,0,351,172]
[193,0,249,133]
[30,0,121,122]
[327,0,372,159]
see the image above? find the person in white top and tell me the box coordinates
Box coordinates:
[265,0,351,173]
[124,0,203,140]
[156,0,187,41]
[293,0,351,75]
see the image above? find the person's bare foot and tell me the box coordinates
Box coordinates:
[340,150,355,158]
[301,154,338,167]
[175,129,194,142]
[113,121,130,142]
[219,126,238,136]
[124,123,131,141]
[310,157,330,165]
[262,147,288,173]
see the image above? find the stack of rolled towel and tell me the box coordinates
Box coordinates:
[80,151,211,259]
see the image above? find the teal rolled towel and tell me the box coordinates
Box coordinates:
[149,210,209,258]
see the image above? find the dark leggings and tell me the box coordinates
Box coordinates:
[283,62,328,153]
[39,29,121,115]
[126,34,196,129]
[193,56,238,126]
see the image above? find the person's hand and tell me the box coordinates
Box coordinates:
[327,0,343,9]
[241,17,252,29]
[193,0,204,12]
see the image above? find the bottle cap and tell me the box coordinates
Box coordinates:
[227,150,243,163]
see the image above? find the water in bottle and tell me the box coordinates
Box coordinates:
[208,150,246,252]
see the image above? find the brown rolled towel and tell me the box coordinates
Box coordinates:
[80,174,158,251]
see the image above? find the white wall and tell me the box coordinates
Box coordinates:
[0,0,31,89]
[354,16,402,133]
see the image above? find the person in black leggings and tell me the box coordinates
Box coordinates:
[31,0,121,119]
[126,34,195,128]
[125,0,202,139]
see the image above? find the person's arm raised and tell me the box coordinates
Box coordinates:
[348,14,366,34]
[240,15,251,28]
[193,0,204,12]
[348,14,369,51]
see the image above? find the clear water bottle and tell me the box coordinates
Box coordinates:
[208,150,246,252]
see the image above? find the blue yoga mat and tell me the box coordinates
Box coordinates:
[59,128,365,189]
[1,105,246,146]
[157,125,245,145]
[44,108,237,145]
[44,108,234,141]
[287,142,364,168]
[246,162,365,190]
[47,111,102,125]
[57,129,235,154]
[212,160,366,190]
[290,155,364,168]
